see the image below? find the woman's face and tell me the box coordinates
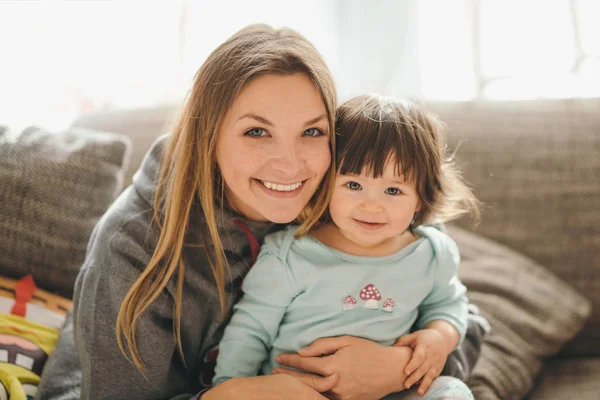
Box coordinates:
[216,73,331,223]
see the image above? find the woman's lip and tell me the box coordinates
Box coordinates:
[353,219,386,230]
[253,178,306,199]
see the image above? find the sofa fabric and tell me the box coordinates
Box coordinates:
[0,125,131,297]
[528,358,600,400]
[430,99,600,356]
[448,225,591,400]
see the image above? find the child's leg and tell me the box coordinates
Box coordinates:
[381,376,474,400]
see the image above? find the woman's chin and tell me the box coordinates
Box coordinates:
[261,209,300,224]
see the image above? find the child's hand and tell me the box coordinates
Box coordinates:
[394,329,448,396]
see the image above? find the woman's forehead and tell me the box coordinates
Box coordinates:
[229,73,327,122]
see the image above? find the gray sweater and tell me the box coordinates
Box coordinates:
[37,135,278,400]
[37,135,488,400]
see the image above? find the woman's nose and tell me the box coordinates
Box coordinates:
[269,142,305,178]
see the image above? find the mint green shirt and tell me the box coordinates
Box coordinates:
[213,225,468,385]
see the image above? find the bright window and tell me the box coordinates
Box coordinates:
[0,0,598,130]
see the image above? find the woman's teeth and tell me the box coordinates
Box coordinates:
[260,180,303,192]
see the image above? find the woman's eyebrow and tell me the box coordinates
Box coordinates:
[236,113,327,127]
[303,114,327,127]
[237,113,274,127]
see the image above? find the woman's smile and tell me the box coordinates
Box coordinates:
[253,178,306,199]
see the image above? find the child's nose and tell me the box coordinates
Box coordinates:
[358,200,383,213]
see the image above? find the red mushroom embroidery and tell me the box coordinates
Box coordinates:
[383,298,395,312]
[342,295,357,311]
[360,283,382,309]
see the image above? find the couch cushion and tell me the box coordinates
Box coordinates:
[527,358,600,400]
[429,99,600,356]
[447,225,591,400]
[71,105,175,189]
[0,125,131,297]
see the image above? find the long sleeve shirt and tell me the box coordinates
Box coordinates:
[213,225,468,385]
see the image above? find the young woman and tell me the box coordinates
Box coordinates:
[38,25,487,400]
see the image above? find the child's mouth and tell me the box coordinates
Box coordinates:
[353,219,386,230]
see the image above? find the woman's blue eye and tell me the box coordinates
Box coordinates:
[345,181,361,190]
[386,187,402,195]
[303,128,323,137]
[245,128,267,137]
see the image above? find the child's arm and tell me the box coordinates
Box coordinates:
[394,234,468,395]
[424,319,461,352]
[415,233,468,345]
[212,248,296,386]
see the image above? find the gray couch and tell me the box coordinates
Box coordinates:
[1,98,597,399]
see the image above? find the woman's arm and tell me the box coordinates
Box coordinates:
[72,203,193,400]
[274,336,413,400]
[37,310,82,400]
[203,374,337,400]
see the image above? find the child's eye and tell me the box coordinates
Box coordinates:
[302,128,324,137]
[345,181,362,190]
[244,128,268,137]
[385,187,402,195]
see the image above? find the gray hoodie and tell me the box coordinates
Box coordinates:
[37,135,280,400]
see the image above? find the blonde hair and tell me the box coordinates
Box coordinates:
[335,94,479,227]
[116,24,337,372]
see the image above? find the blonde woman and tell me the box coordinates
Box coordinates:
[38,25,487,400]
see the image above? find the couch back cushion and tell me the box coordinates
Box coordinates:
[428,99,600,356]
[71,105,175,189]
[0,126,131,297]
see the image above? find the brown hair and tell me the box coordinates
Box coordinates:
[335,94,479,227]
[116,24,337,372]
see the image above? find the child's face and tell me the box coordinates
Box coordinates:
[329,159,421,250]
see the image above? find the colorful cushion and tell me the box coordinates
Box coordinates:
[0,275,72,400]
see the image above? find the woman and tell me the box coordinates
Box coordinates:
[38,24,486,400]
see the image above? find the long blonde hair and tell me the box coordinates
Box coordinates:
[116,24,337,372]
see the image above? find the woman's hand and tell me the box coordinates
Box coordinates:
[202,373,338,400]
[394,329,449,395]
[273,336,412,400]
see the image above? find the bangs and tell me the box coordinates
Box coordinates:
[336,97,424,182]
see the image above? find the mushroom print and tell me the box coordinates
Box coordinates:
[360,283,382,309]
[383,298,396,312]
[342,295,357,311]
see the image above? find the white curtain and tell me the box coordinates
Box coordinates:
[333,0,421,101]
[1,0,598,130]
